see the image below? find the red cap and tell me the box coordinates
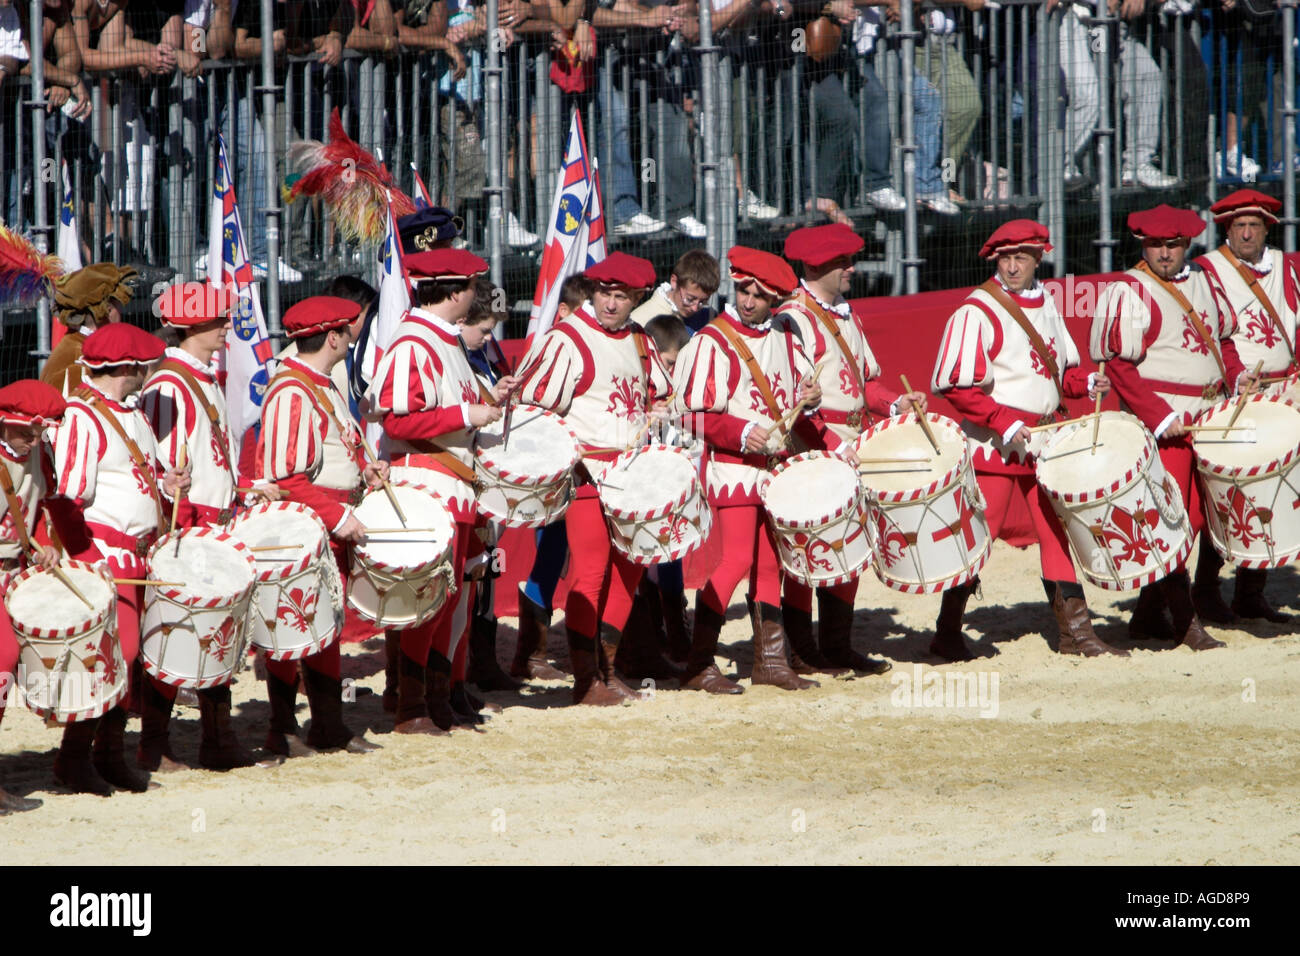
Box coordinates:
[583,252,656,291]
[281,296,363,339]
[404,249,489,282]
[979,219,1053,260]
[783,223,864,269]
[727,246,797,297]
[155,281,234,327]
[80,323,165,369]
[1210,189,1281,226]
[1127,204,1205,241]
[0,380,67,427]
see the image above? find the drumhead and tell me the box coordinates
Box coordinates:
[228,502,329,578]
[150,534,255,598]
[353,482,454,567]
[476,405,579,476]
[599,446,695,515]
[1037,411,1148,496]
[1195,396,1300,470]
[765,454,858,524]
[5,565,113,631]
[856,415,965,494]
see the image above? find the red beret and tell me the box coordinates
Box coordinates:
[783,223,864,268]
[0,380,67,427]
[155,281,234,327]
[979,219,1053,260]
[1210,188,1281,226]
[583,252,656,291]
[404,249,489,282]
[1128,204,1205,241]
[80,323,165,369]
[727,246,797,297]
[282,296,363,339]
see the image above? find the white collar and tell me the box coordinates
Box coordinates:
[996,278,1045,301]
[654,282,681,315]
[0,437,26,460]
[801,280,851,317]
[163,346,218,375]
[1240,248,1274,275]
[1169,263,1192,282]
[411,306,460,336]
[725,303,771,332]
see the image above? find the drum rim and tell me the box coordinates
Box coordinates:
[598,443,701,522]
[352,480,456,566]
[762,450,864,530]
[1192,392,1300,477]
[3,559,117,639]
[474,404,581,482]
[856,412,965,504]
[1037,410,1156,504]
[148,528,258,607]
[227,500,331,582]
[608,499,713,566]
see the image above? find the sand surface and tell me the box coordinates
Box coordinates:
[3,540,1298,865]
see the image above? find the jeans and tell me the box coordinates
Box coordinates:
[523,521,570,612]
[914,70,945,197]
[222,91,269,265]
[591,73,643,226]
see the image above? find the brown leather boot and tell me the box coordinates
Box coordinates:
[393,650,448,736]
[92,705,155,792]
[1192,544,1237,624]
[1162,571,1226,651]
[567,628,626,706]
[450,681,490,725]
[661,590,692,663]
[750,602,818,690]
[597,626,643,700]
[818,590,891,674]
[197,685,257,769]
[783,601,849,676]
[681,600,743,694]
[614,590,685,682]
[136,678,188,772]
[303,667,381,753]
[1128,584,1175,642]
[511,589,567,680]
[54,718,112,796]
[424,652,468,731]
[1232,568,1291,623]
[930,581,977,662]
[1049,581,1128,657]
[468,616,524,691]
[265,670,318,756]
[382,630,400,714]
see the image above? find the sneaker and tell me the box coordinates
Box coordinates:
[919,194,960,216]
[742,190,780,220]
[1122,163,1178,189]
[673,215,707,239]
[506,211,539,248]
[1215,149,1261,180]
[252,260,304,283]
[865,186,907,212]
[612,212,668,238]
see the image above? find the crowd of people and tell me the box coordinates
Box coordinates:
[0,180,1295,816]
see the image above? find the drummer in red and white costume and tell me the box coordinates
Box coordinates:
[1091,205,1249,651]
[932,220,1125,662]
[517,252,672,706]
[776,223,918,677]
[366,250,517,731]
[257,297,384,755]
[0,381,68,814]
[673,246,851,694]
[136,281,257,772]
[1193,189,1296,625]
[50,323,190,794]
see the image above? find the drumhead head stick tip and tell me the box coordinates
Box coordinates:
[898,375,941,453]
[170,442,188,556]
[1091,361,1105,456]
[1222,360,1265,435]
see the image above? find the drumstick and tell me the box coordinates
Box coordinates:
[774,360,830,439]
[248,544,303,552]
[357,433,407,527]
[361,527,446,534]
[1090,362,1105,456]
[858,456,932,465]
[898,375,940,454]
[0,488,93,608]
[170,442,188,556]
[114,578,185,588]
[1182,425,1255,433]
[1222,360,1265,436]
[39,560,94,609]
[1027,413,1100,434]
[858,466,931,475]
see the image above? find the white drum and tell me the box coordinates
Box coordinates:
[1194,393,1300,568]
[474,404,579,527]
[227,502,344,661]
[597,444,712,565]
[4,561,124,724]
[1036,410,1192,590]
[856,413,991,594]
[142,529,257,688]
[348,481,456,628]
[762,452,871,587]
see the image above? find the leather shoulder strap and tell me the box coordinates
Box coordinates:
[1135,262,1231,390]
[1220,245,1296,362]
[74,388,165,528]
[709,316,783,421]
[0,463,33,554]
[979,280,1064,400]
[795,292,867,402]
[158,358,237,481]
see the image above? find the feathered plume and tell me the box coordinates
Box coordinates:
[0,223,64,306]
[284,108,416,245]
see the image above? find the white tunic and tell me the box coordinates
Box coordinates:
[1198,246,1299,377]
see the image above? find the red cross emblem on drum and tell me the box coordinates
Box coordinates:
[931,488,978,551]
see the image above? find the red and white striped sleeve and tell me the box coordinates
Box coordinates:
[1090,281,1149,364]
[259,383,324,483]
[931,303,994,392]
[518,330,581,415]
[673,331,731,414]
[140,376,195,472]
[369,337,443,417]
[51,405,102,507]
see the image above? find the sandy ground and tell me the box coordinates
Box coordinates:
[3,540,1299,865]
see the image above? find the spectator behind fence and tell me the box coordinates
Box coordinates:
[1211,0,1277,179]
[630,247,718,329]
[922,1,981,201]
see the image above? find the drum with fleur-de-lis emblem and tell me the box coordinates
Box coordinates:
[763,451,873,587]
[597,444,712,565]
[141,529,257,688]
